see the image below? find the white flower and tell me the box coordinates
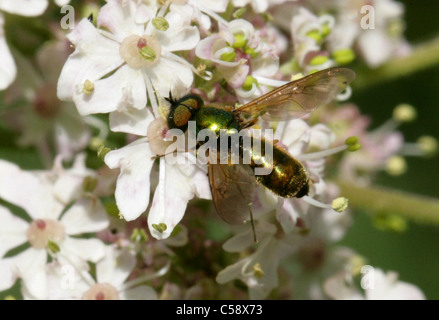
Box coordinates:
[0,157,109,299]
[105,138,211,240]
[290,7,335,72]
[3,38,91,162]
[0,0,48,17]
[217,227,281,300]
[324,268,426,300]
[328,0,409,68]
[0,1,50,90]
[195,18,279,102]
[356,0,408,67]
[0,14,16,90]
[57,0,201,135]
[171,0,229,30]
[232,0,269,13]
[45,245,164,300]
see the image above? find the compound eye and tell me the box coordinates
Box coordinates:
[172,105,192,129]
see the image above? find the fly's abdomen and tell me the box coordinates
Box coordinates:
[244,138,309,198]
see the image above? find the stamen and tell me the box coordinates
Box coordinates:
[298,136,361,161]
[152,17,169,31]
[82,80,95,95]
[302,195,349,213]
[302,195,332,209]
[159,158,166,224]
[401,136,438,157]
[162,51,213,80]
[253,75,287,87]
[417,135,438,156]
[385,155,407,176]
[97,144,111,161]
[152,223,167,233]
[370,118,400,138]
[119,263,170,292]
[252,263,265,278]
[393,103,417,123]
[144,76,160,118]
[83,116,109,140]
[296,144,347,161]
[197,6,229,26]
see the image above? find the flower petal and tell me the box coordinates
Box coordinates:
[146,56,194,102]
[357,30,394,68]
[13,248,48,299]
[61,198,109,235]
[217,237,279,299]
[251,49,279,77]
[55,108,91,161]
[60,237,106,263]
[148,159,209,240]
[157,9,200,52]
[0,160,64,220]
[198,0,229,12]
[96,246,135,287]
[0,24,16,90]
[148,160,190,240]
[109,105,154,136]
[45,261,91,299]
[105,138,154,221]
[0,258,15,291]
[365,269,426,300]
[278,119,310,156]
[97,0,145,42]
[57,19,123,102]
[251,0,269,13]
[72,64,147,116]
[324,271,364,300]
[0,206,28,257]
[55,0,71,6]
[0,0,48,16]
[52,172,85,206]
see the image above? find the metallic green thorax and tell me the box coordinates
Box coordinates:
[244,138,309,198]
[194,106,240,135]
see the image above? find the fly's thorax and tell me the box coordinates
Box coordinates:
[167,94,204,132]
[194,105,240,137]
[248,140,309,198]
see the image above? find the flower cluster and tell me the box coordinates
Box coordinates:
[0,0,432,300]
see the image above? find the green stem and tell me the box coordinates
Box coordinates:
[353,37,439,90]
[337,180,439,226]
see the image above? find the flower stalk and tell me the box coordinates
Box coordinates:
[353,37,439,90]
[337,180,439,226]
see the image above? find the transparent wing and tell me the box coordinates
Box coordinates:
[208,162,255,225]
[235,67,356,124]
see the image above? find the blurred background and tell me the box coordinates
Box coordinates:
[342,0,439,300]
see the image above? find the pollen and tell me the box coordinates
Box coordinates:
[252,263,265,278]
[393,103,417,122]
[386,155,407,176]
[82,80,94,95]
[332,197,349,213]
